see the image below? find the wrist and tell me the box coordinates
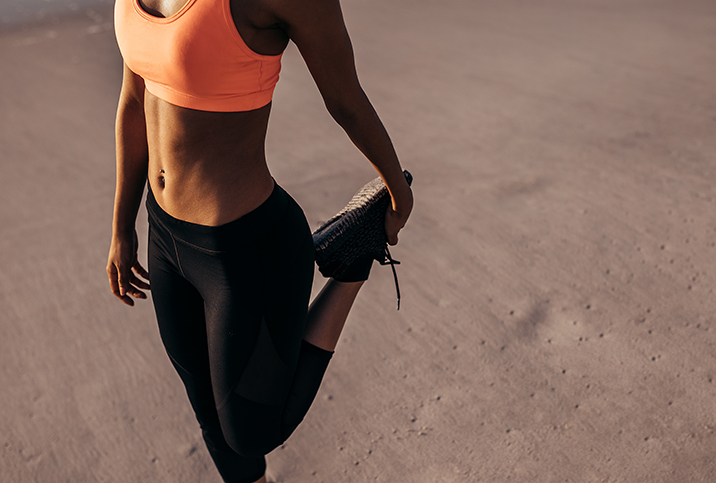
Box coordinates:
[390,184,413,214]
[112,225,136,240]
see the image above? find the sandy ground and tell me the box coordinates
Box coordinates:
[2,0,716,482]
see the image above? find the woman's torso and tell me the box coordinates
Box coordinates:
[137,0,289,226]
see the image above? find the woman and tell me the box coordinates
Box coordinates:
[107,0,413,481]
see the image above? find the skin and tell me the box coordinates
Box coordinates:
[106,0,413,481]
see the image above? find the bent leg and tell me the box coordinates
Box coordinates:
[280,339,334,437]
[216,338,333,457]
[214,277,362,456]
[206,231,320,456]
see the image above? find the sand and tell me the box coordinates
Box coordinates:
[1,0,715,481]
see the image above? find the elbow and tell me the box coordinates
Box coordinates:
[322,83,370,130]
[324,96,358,129]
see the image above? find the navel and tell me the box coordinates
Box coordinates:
[158,168,166,188]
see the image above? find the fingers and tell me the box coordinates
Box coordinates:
[131,261,151,290]
[107,230,150,307]
[117,264,131,297]
[133,260,150,282]
[131,274,151,291]
[118,294,135,307]
[120,269,148,300]
[387,231,399,246]
[385,205,407,246]
[129,275,149,298]
[107,263,121,296]
[107,262,149,307]
[108,264,133,306]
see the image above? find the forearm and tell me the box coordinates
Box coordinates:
[112,98,149,237]
[326,91,412,213]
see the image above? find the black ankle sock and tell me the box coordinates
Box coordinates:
[301,339,334,361]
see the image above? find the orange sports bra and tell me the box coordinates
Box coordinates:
[114,0,282,112]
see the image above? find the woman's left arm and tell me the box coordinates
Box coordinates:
[273,0,413,244]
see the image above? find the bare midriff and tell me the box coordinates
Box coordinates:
[144,91,276,227]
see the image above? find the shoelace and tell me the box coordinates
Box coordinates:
[377,246,402,310]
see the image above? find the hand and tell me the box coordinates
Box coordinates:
[106,229,150,306]
[385,186,413,246]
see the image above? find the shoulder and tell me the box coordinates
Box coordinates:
[258,0,347,34]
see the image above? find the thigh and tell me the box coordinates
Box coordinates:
[176,238,313,411]
[172,196,315,406]
[148,223,211,379]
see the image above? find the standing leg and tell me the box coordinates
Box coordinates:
[148,219,267,483]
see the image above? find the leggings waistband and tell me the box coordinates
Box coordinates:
[146,181,290,252]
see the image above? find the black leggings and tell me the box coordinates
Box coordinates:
[146,182,333,483]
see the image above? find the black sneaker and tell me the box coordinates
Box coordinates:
[312,170,413,309]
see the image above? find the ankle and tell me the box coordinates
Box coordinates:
[332,256,374,283]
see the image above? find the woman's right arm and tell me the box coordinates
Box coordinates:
[106,63,151,306]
